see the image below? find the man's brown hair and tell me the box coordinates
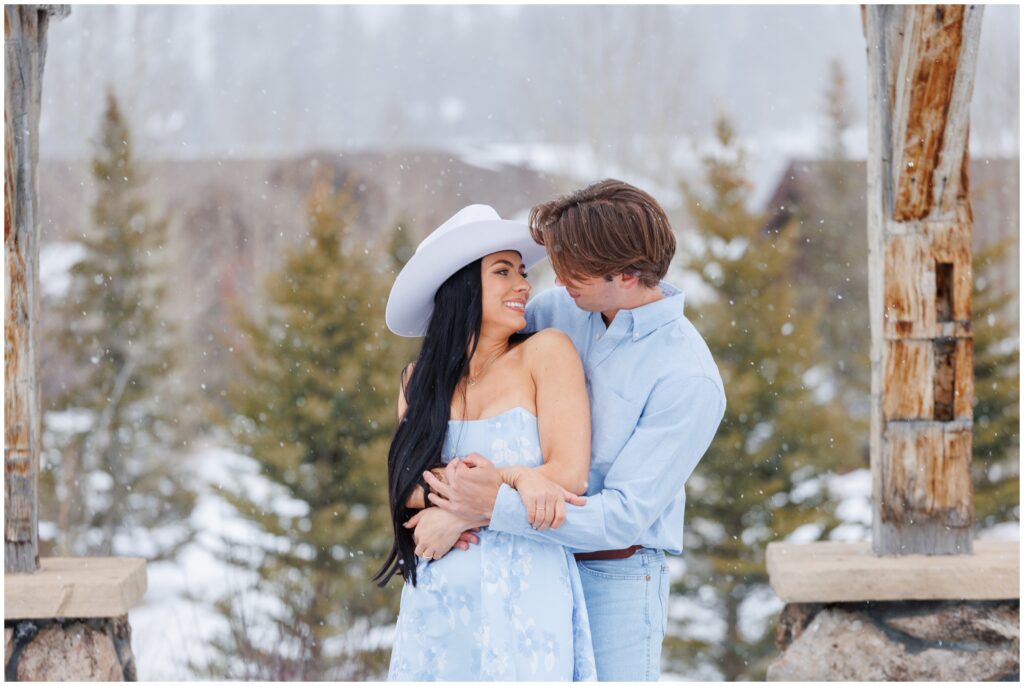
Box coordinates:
[529,179,676,289]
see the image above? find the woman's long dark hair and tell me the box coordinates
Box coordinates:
[373,259,485,587]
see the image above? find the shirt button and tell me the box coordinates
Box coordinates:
[495,422,502,429]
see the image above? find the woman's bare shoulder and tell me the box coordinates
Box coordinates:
[520,328,579,361]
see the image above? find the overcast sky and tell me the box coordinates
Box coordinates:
[40,4,1018,186]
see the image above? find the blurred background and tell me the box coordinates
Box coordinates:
[36,5,1019,680]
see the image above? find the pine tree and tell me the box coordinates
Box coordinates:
[971,240,1019,529]
[203,169,414,680]
[666,115,858,680]
[781,58,871,457]
[822,58,852,161]
[386,215,417,270]
[815,58,871,422]
[42,91,194,560]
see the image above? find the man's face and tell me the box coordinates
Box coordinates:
[555,271,625,313]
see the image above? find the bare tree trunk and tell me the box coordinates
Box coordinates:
[864,5,983,556]
[721,584,742,681]
[567,5,696,181]
[4,4,70,574]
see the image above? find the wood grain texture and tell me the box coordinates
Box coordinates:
[883,340,933,420]
[866,5,982,556]
[890,422,971,526]
[4,557,147,619]
[892,6,966,221]
[934,10,984,218]
[5,5,42,574]
[766,540,1017,602]
[4,4,68,573]
[953,337,973,419]
[881,422,942,522]
[864,6,902,552]
[927,221,972,322]
[883,233,933,338]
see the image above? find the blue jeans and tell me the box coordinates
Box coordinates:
[575,548,670,681]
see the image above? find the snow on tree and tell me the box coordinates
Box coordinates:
[202,168,414,679]
[971,240,1020,528]
[790,59,872,446]
[665,114,858,680]
[41,91,195,560]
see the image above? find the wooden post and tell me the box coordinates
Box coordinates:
[765,8,1016,677]
[864,5,983,555]
[5,4,69,573]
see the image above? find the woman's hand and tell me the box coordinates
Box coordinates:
[510,469,571,531]
[425,454,586,531]
[405,507,473,561]
[403,467,447,510]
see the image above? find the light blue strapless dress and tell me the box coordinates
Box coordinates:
[388,407,596,681]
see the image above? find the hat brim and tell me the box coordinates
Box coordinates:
[386,219,548,337]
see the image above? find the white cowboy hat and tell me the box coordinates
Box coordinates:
[386,204,548,337]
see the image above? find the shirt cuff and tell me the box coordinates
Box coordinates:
[489,483,530,535]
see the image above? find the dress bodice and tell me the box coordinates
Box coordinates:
[390,404,596,681]
[443,406,543,468]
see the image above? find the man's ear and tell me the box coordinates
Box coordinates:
[614,271,642,289]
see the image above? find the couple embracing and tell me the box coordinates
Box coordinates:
[374,180,726,681]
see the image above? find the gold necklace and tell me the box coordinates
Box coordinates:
[467,351,502,386]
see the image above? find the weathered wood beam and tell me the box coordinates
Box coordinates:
[767,540,1018,602]
[5,4,70,574]
[5,557,147,619]
[865,5,983,556]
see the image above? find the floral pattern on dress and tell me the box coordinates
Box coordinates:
[388,407,596,681]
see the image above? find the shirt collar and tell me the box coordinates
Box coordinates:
[602,281,685,339]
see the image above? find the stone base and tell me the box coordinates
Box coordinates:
[4,615,136,681]
[767,600,1019,681]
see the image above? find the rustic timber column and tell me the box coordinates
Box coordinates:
[5,6,148,680]
[865,4,983,556]
[765,6,1017,679]
[5,3,69,574]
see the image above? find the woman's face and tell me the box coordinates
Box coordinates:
[480,250,531,333]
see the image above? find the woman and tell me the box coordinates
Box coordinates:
[374,205,596,680]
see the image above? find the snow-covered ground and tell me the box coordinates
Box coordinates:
[40,241,87,299]
[659,466,1017,680]
[128,441,307,680]
[123,446,1017,681]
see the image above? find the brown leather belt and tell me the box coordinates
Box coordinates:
[573,545,643,561]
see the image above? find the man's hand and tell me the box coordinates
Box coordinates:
[425,453,587,530]
[454,528,481,551]
[404,507,477,561]
[424,453,502,521]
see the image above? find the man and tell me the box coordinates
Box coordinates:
[418,179,725,680]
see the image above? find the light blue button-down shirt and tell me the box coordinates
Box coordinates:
[488,282,725,554]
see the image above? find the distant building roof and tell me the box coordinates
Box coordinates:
[761,157,1020,319]
[763,157,1019,251]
